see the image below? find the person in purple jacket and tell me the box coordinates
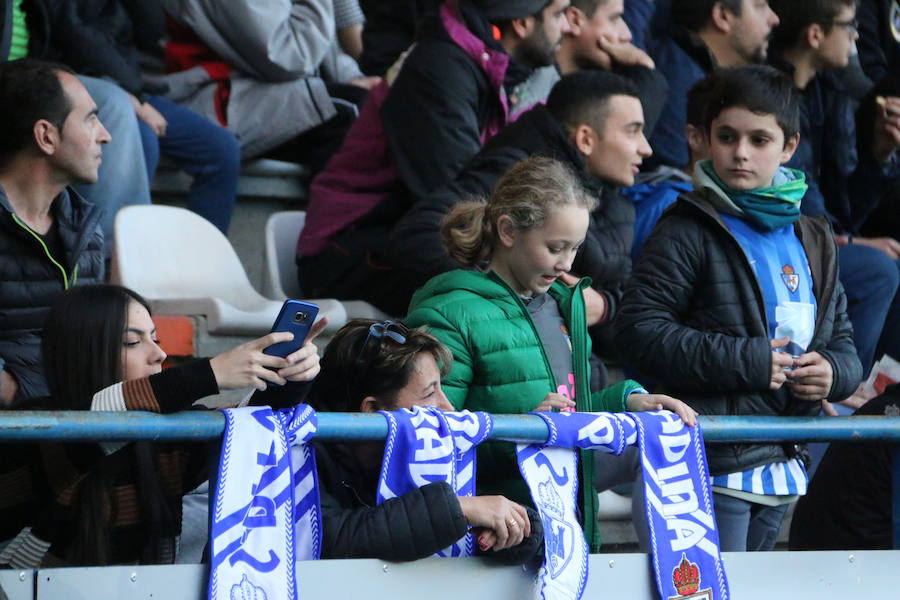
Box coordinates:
[297,0,571,315]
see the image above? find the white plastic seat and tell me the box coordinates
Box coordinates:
[111,205,349,335]
[262,211,305,300]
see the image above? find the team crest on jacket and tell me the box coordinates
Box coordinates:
[781,265,799,293]
[668,554,713,600]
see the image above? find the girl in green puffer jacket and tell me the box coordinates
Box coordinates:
[405,157,697,551]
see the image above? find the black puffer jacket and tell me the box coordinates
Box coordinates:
[387,104,635,319]
[614,190,861,475]
[315,441,543,563]
[0,187,104,402]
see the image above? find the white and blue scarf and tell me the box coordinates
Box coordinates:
[517,411,728,600]
[209,405,322,600]
[377,407,494,557]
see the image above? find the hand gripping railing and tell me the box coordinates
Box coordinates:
[1,412,899,547]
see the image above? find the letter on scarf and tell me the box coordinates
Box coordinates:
[517,411,730,600]
[377,407,493,558]
[209,405,322,600]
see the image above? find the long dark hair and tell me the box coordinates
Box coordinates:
[42,284,176,565]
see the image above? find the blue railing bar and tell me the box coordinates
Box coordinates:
[0,411,899,443]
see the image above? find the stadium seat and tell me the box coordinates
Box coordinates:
[152,157,310,200]
[262,210,305,300]
[111,205,349,335]
[261,210,390,320]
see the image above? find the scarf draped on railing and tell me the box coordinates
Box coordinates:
[209,405,322,600]
[517,410,729,600]
[377,407,494,557]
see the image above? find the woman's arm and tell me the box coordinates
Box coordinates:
[320,480,467,561]
[90,359,218,414]
[320,481,542,564]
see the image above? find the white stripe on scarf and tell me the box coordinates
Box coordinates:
[208,405,321,600]
[518,410,729,600]
[377,407,493,557]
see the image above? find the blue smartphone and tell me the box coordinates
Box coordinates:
[264,300,320,358]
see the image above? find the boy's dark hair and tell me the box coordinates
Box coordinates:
[686,70,723,127]
[0,59,75,170]
[546,70,639,136]
[672,0,743,32]
[771,0,857,53]
[704,65,800,142]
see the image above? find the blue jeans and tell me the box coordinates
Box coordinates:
[138,95,241,233]
[712,492,790,552]
[73,76,151,251]
[838,244,900,375]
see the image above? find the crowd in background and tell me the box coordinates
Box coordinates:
[0,0,898,569]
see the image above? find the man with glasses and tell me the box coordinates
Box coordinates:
[769,0,900,386]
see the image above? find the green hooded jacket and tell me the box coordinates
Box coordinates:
[406,269,643,550]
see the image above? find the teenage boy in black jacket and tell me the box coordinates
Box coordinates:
[389,70,651,328]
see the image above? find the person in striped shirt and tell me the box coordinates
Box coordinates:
[615,65,862,551]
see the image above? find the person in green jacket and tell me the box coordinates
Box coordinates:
[405,156,696,551]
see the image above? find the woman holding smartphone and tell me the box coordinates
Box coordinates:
[0,284,323,567]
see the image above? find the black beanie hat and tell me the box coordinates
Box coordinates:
[471,0,550,21]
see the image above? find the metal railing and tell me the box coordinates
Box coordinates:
[1,411,898,548]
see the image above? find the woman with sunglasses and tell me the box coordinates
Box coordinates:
[307,318,543,563]
[0,284,323,567]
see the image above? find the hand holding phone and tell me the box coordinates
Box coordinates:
[264,300,320,358]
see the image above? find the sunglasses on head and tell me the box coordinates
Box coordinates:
[347,320,410,410]
[357,320,409,361]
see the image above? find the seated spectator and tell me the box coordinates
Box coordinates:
[357,0,439,76]
[647,0,779,170]
[622,0,657,50]
[0,284,322,567]
[334,0,367,60]
[297,0,571,315]
[622,73,718,264]
[159,0,373,168]
[615,66,862,551]
[308,318,543,562]
[390,71,650,337]
[0,59,107,404]
[770,0,900,375]
[406,156,697,551]
[49,0,242,234]
[853,1,900,248]
[856,0,900,85]
[2,0,152,248]
[556,0,668,135]
[788,383,900,551]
